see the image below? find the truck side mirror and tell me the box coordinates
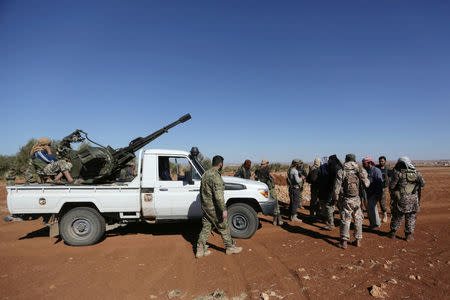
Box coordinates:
[184,171,194,185]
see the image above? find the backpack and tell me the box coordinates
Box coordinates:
[401,169,418,195]
[342,169,360,197]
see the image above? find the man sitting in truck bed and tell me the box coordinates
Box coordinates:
[30,137,82,184]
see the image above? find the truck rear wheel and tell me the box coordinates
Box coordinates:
[59,207,105,246]
[227,203,258,239]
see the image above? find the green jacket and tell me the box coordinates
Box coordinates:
[200,168,226,220]
[255,166,275,189]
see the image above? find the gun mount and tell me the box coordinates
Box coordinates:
[57,114,192,184]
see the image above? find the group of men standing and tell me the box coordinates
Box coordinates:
[209,154,425,253]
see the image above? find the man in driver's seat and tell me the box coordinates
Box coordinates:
[158,157,172,181]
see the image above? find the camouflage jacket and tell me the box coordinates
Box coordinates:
[255,166,275,189]
[334,162,369,202]
[200,168,226,219]
[389,168,425,213]
[234,166,251,179]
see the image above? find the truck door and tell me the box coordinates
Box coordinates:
[153,156,202,219]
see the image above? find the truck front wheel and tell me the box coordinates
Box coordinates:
[227,203,258,239]
[59,207,106,246]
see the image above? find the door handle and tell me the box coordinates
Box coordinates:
[159,188,168,191]
[189,189,200,192]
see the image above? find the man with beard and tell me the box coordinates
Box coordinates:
[362,157,384,229]
[376,156,391,223]
[388,157,425,241]
[319,155,343,230]
[234,159,252,179]
[287,159,306,222]
[334,154,370,249]
[196,155,243,258]
[255,159,283,226]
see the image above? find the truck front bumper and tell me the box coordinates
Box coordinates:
[260,198,276,215]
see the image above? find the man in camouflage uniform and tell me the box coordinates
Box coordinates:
[119,161,137,181]
[21,165,36,184]
[376,156,391,223]
[196,155,243,258]
[255,158,283,226]
[388,157,425,241]
[333,154,369,249]
[234,159,251,179]
[5,168,16,186]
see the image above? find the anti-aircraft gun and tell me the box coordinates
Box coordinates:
[57,114,192,184]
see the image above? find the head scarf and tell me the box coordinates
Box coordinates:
[398,156,415,170]
[30,137,51,156]
[313,158,321,168]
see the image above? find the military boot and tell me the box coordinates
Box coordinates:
[387,230,396,239]
[381,212,388,223]
[324,222,335,231]
[290,214,302,223]
[226,245,243,255]
[195,244,211,258]
[339,239,347,249]
[277,215,284,226]
[405,233,414,241]
[272,215,279,226]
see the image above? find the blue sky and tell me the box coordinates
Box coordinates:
[1,1,449,163]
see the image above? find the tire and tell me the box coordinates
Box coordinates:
[59,207,106,246]
[227,203,258,239]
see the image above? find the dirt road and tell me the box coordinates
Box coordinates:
[0,168,449,299]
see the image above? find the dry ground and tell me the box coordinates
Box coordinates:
[0,168,449,299]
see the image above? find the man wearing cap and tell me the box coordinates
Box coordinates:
[255,159,283,226]
[287,159,305,222]
[334,154,370,249]
[234,160,252,179]
[362,157,384,229]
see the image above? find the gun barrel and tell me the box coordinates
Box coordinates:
[113,113,192,158]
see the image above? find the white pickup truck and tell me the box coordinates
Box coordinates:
[5,148,275,246]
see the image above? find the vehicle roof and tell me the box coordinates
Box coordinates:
[142,149,190,156]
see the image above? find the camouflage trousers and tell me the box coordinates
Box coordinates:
[390,206,417,234]
[270,188,280,215]
[379,188,387,213]
[197,214,233,249]
[338,197,363,241]
[42,161,72,176]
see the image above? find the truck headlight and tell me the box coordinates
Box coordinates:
[259,189,269,198]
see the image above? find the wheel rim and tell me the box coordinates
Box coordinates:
[231,213,248,231]
[71,217,92,237]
